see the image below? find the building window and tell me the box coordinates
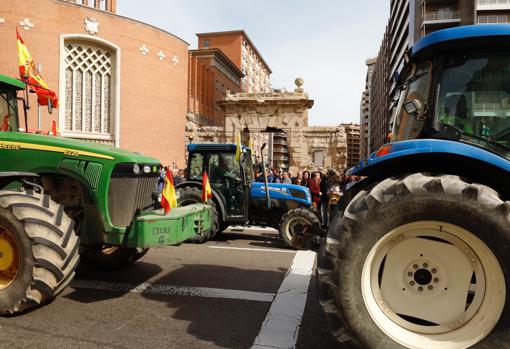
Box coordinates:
[313,150,325,167]
[204,39,209,47]
[478,15,508,24]
[63,41,115,141]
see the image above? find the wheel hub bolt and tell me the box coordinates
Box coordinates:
[423,263,428,268]
[410,281,415,286]
[434,277,439,283]
[428,285,434,290]
[407,272,413,277]
[413,264,419,269]
[431,268,437,274]
[418,286,423,292]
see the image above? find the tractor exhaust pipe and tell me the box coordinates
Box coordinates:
[260,143,271,210]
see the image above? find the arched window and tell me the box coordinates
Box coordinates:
[60,37,119,145]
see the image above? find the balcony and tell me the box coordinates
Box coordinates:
[423,10,461,25]
[477,0,510,11]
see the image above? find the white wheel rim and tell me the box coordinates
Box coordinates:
[285,216,311,241]
[361,221,505,349]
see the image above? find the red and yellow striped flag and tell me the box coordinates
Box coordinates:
[161,168,177,214]
[17,28,59,108]
[202,171,212,202]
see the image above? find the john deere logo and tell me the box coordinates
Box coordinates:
[0,142,20,150]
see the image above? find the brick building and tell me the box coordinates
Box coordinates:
[187,48,244,126]
[196,30,272,93]
[0,0,189,167]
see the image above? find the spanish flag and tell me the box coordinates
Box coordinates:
[161,168,177,214]
[235,132,242,161]
[17,28,59,108]
[202,171,212,202]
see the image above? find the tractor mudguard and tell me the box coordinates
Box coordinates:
[348,139,510,199]
[351,139,510,176]
[176,180,227,221]
[250,182,312,206]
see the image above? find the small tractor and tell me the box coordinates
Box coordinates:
[318,24,510,348]
[0,74,212,314]
[176,143,322,247]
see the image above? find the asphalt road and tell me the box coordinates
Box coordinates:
[0,227,340,349]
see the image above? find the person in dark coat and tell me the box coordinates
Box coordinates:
[319,172,329,227]
[302,170,311,187]
[308,172,321,208]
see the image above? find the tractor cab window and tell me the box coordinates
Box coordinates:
[208,152,243,216]
[0,89,18,132]
[188,152,204,181]
[435,51,510,154]
[208,152,240,183]
[392,62,432,142]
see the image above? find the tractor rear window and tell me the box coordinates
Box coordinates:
[189,152,204,181]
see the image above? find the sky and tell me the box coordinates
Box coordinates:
[117,1,390,126]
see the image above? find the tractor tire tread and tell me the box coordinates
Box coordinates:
[0,189,79,315]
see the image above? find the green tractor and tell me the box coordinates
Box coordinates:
[0,75,212,314]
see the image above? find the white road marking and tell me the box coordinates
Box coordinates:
[71,280,275,302]
[208,246,295,254]
[251,250,317,349]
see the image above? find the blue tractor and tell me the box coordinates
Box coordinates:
[176,143,321,247]
[318,25,510,349]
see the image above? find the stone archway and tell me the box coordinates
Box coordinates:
[185,81,349,173]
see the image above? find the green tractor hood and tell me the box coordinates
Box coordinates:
[0,132,159,164]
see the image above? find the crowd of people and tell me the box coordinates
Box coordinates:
[254,166,362,228]
[160,163,361,229]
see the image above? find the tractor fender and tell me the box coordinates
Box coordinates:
[176,181,227,221]
[350,139,510,199]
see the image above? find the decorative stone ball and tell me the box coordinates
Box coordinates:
[295,77,304,88]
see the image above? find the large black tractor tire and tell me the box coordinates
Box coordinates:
[0,189,80,315]
[80,246,149,270]
[279,208,321,249]
[177,187,220,242]
[318,173,510,349]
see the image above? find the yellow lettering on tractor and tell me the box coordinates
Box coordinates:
[0,142,20,150]
[64,150,80,157]
[0,141,113,160]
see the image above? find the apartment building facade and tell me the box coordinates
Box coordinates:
[187,49,244,126]
[360,58,376,159]
[342,123,361,169]
[196,30,272,93]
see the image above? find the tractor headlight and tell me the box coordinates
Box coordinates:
[133,164,141,174]
[143,165,151,174]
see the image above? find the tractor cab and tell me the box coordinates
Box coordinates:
[178,142,317,245]
[391,25,510,159]
[186,143,253,223]
[0,75,24,132]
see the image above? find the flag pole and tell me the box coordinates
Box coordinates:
[23,79,30,133]
[37,62,41,130]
